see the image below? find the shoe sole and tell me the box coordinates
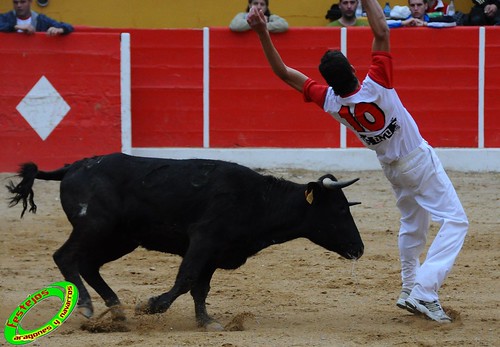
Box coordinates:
[396,300,408,310]
[405,300,452,323]
[404,300,419,314]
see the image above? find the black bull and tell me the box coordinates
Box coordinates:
[7,153,363,330]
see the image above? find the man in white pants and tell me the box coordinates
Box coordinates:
[247,0,468,323]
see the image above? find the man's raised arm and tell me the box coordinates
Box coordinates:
[247,6,308,92]
[362,0,390,52]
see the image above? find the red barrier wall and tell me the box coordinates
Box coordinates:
[388,28,479,148]
[124,27,499,150]
[210,29,341,148]
[0,33,122,171]
[1,27,499,172]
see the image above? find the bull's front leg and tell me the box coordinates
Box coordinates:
[135,242,223,330]
[135,249,199,315]
[134,280,186,315]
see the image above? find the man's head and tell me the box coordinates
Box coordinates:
[338,0,359,20]
[408,0,428,20]
[13,0,32,19]
[319,50,359,96]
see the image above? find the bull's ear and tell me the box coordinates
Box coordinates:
[305,182,319,205]
[305,189,314,204]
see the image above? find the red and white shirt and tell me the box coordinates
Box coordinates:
[303,51,424,164]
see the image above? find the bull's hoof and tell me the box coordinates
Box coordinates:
[134,299,152,315]
[78,304,94,319]
[205,321,224,331]
[197,316,224,331]
[110,305,127,321]
[135,297,163,315]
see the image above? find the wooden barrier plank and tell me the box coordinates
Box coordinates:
[128,29,204,147]
[209,28,341,148]
[0,33,121,171]
[485,27,500,148]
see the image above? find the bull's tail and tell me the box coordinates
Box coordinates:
[6,163,70,218]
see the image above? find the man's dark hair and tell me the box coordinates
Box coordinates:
[319,50,358,96]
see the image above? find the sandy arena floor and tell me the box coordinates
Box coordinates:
[0,168,498,346]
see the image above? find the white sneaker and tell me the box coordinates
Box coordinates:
[405,297,452,323]
[396,289,411,310]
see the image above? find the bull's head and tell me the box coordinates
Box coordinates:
[304,174,364,260]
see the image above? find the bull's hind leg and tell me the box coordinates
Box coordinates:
[53,233,95,319]
[190,266,223,330]
[78,238,138,321]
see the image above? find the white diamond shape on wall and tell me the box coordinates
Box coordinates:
[16,76,71,141]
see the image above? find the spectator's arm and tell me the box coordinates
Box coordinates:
[14,24,36,34]
[58,22,74,35]
[386,19,403,28]
[229,12,251,32]
[0,12,16,32]
[267,14,288,33]
[387,18,425,28]
[38,14,74,34]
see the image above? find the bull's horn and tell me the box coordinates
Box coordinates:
[348,201,362,206]
[322,177,359,189]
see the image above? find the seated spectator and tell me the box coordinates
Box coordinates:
[388,0,456,27]
[0,0,73,35]
[325,3,342,23]
[389,0,430,26]
[426,0,448,14]
[465,0,500,25]
[229,0,288,33]
[327,0,369,26]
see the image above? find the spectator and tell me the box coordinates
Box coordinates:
[229,0,288,33]
[426,0,448,14]
[327,0,369,27]
[325,3,342,23]
[388,0,430,27]
[388,0,456,27]
[0,0,73,35]
[465,0,500,25]
[247,0,468,323]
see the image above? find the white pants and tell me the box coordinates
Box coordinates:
[381,141,469,302]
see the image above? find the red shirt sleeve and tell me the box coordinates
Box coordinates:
[303,78,328,109]
[368,51,393,88]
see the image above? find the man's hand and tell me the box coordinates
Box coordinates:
[47,27,64,36]
[14,24,35,34]
[246,6,267,33]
